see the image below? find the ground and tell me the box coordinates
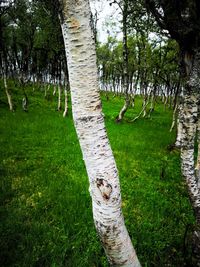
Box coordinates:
[0,81,195,266]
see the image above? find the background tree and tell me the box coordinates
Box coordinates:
[0,0,15,111]
[145,0,200,264]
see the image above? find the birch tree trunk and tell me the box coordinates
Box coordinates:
[116,1,130,122]
[60,0,141,266]
[57,84,62,111]
[63,87,68,117]
[180,51,200,224]
[181,92,199,221]
[4,74,14,112]
[148,91,155,119]
[170,103,178,132]
[175,102,183,148]
[53,84,57,96]
[142,92,148,118]
[196,116,200,188]
[180,51,200,265]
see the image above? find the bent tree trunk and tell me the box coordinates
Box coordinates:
[60,0,141,266]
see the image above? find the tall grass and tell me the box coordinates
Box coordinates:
[0,82,195,266]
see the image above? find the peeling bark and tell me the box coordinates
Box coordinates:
[180,89,200,265]
[180,50,200,224]
[60,0,141,266]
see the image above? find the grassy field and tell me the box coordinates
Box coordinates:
[0,81,195,266]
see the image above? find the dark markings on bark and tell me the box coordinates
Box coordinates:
[96,178,112,200]
[95,103,102,110]
[77,114,103,123]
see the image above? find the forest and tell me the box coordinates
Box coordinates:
[0,0,200,266]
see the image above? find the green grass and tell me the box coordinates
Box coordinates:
[0,81,195,266]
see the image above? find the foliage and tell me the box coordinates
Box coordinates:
[97,35,179,95]
[0,0,66,82]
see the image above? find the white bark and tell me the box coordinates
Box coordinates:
[170,104,178,132]
[181,50,200,224]
[63,88,68,117]
[130,94,135,108]
[131,100,149,123]
[60,0,141,266]
[44,84,50,98]
[53,85,57,96]
[4,74,14,112]
[116,1,130,122]
[116,97,129,122]
[195,116,200,189]
[142,96,147,117]
[22,97,28,112]
[181,91,200,265]
[175,102,183,148]
[57,85,62,111]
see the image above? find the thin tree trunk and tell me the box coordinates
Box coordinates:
[60,1,141,266]
[170,81,181,133]
[57,84,62,111]
[170,103,178,132]
[131,99,149,123]
[147,89,155,119]
[63,88,68,117]
[4,74,14,112]
[116,95,130,122]
[53,84,57,96]
[175,102,183,148]
[22,96,28,112]
[142,87,148,117]
[195,116,200,188]
[116,1,130,122]
[22,85,29,112]
[130,93,135,108]
[44,84,47,98]
[32,75,35,92]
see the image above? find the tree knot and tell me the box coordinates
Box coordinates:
[96,178,112,200]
